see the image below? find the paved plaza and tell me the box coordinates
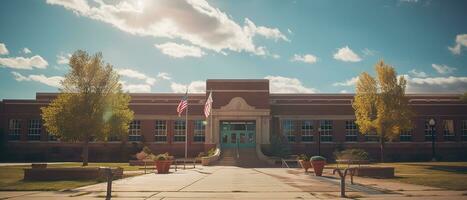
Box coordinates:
[1,166,466,199]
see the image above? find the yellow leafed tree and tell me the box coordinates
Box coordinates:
[352,60,413,162]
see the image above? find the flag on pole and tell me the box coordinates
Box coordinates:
[177,91,188,117]
[204,91,213,118]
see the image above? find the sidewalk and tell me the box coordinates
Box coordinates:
[0,166,466,199]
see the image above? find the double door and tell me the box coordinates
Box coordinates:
[220,121,255,148]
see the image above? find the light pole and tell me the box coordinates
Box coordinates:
[429,118,436,161]
[317,127,321,156]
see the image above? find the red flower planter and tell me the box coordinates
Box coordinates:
[299,160,312,172]
[311,160,326,176]
[155,160,172,174]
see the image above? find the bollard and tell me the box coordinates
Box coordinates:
[332,168,355,198]
[105,167,113,200]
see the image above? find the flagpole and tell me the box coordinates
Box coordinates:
[185,92,188,161]
[210,91,213,147]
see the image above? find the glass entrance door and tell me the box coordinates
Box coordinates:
[220,121,255,148]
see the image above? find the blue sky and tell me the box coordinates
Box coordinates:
[1,0,466,99]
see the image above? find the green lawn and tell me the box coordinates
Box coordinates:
[0,162,142,191]
[329,162,467,190]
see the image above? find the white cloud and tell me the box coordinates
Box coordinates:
[171,81,205,93]
[431,64,456,74]
[272,54,280,59]
[362,48,376,56]
[120,81,151,93]
[409,69,427,78]
[157,72,171,80]
[287,28,293,34]
[56,53,71,65]
[22,48,31,54]
[340,90,349,93]
[11,71,63,88]
[332,76,359,87]
[244,18,289,42]
[155,42,205,58]
[291,54,318,64]
[46,0,287,56]
[265,75,318,93]
[448,34,467,55]
[0,43,9,55]
[333,46,362,62]
[116,68,156,85]
[405,75,467,93]
[0,55,48,70]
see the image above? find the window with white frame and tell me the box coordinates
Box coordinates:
[154,120,167,142]
[443,120,455,141]
[128,120,141,141]
[345,120,358,142]
[193,120,206,142]
[365,131,379,142]
[424,119,435,141]
[8,119,21,141]
[28,119,41,141]
[301,120,313,142]
[462,120,467,141]
[319,120,333,142]
[48,131,58,141]
[400,129,412,142]
[282,120,295,142]
[174,120,186,142]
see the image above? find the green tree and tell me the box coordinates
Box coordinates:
[41,50,134,166]
[352,60,413,162]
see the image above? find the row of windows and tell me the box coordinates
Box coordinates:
[281,119,467,142]
[8,119,206,143]
[128,120,206,142]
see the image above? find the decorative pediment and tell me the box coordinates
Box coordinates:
[220,97,255,111]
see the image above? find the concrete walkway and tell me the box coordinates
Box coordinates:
[1,166,466,199]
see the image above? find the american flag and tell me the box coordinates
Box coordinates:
[177,92,188,117]
[204,92,213,118]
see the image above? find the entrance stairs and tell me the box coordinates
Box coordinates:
[217,147,272,168]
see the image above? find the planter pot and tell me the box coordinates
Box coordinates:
[31,163,47,169]
[311,160,326,176]
[201,157,210,166]
[299,160,312,172]
[155,160,172,174]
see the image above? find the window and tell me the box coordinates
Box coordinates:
[345,120,358,142]
[174,120,186,142]
[462,120,467,141]
[28,119,41,141]
[8,119,21,141]
[154,120,167,142]
[443,120,455,141]
[194,120,206,142]
[319,120,333,142]
[48,132,58,141]
[282,120,295,142]
[424,119,436,141]
[400,129,412,142]
[128,120,141,141]
[301,120,313,142]
[365,132,379,142]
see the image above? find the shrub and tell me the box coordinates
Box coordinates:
[334,149,368,161]
[142,146,152,155]
[298,154,309,160]
[153,152,170,161]
[310,156,326,161]
[207,148,216,156]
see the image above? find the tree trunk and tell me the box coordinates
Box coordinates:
[380,131,385,163]
[82,139,89,166]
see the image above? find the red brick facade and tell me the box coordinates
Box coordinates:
[1,79,466,162]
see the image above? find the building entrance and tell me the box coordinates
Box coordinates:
[220,121,255,148]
